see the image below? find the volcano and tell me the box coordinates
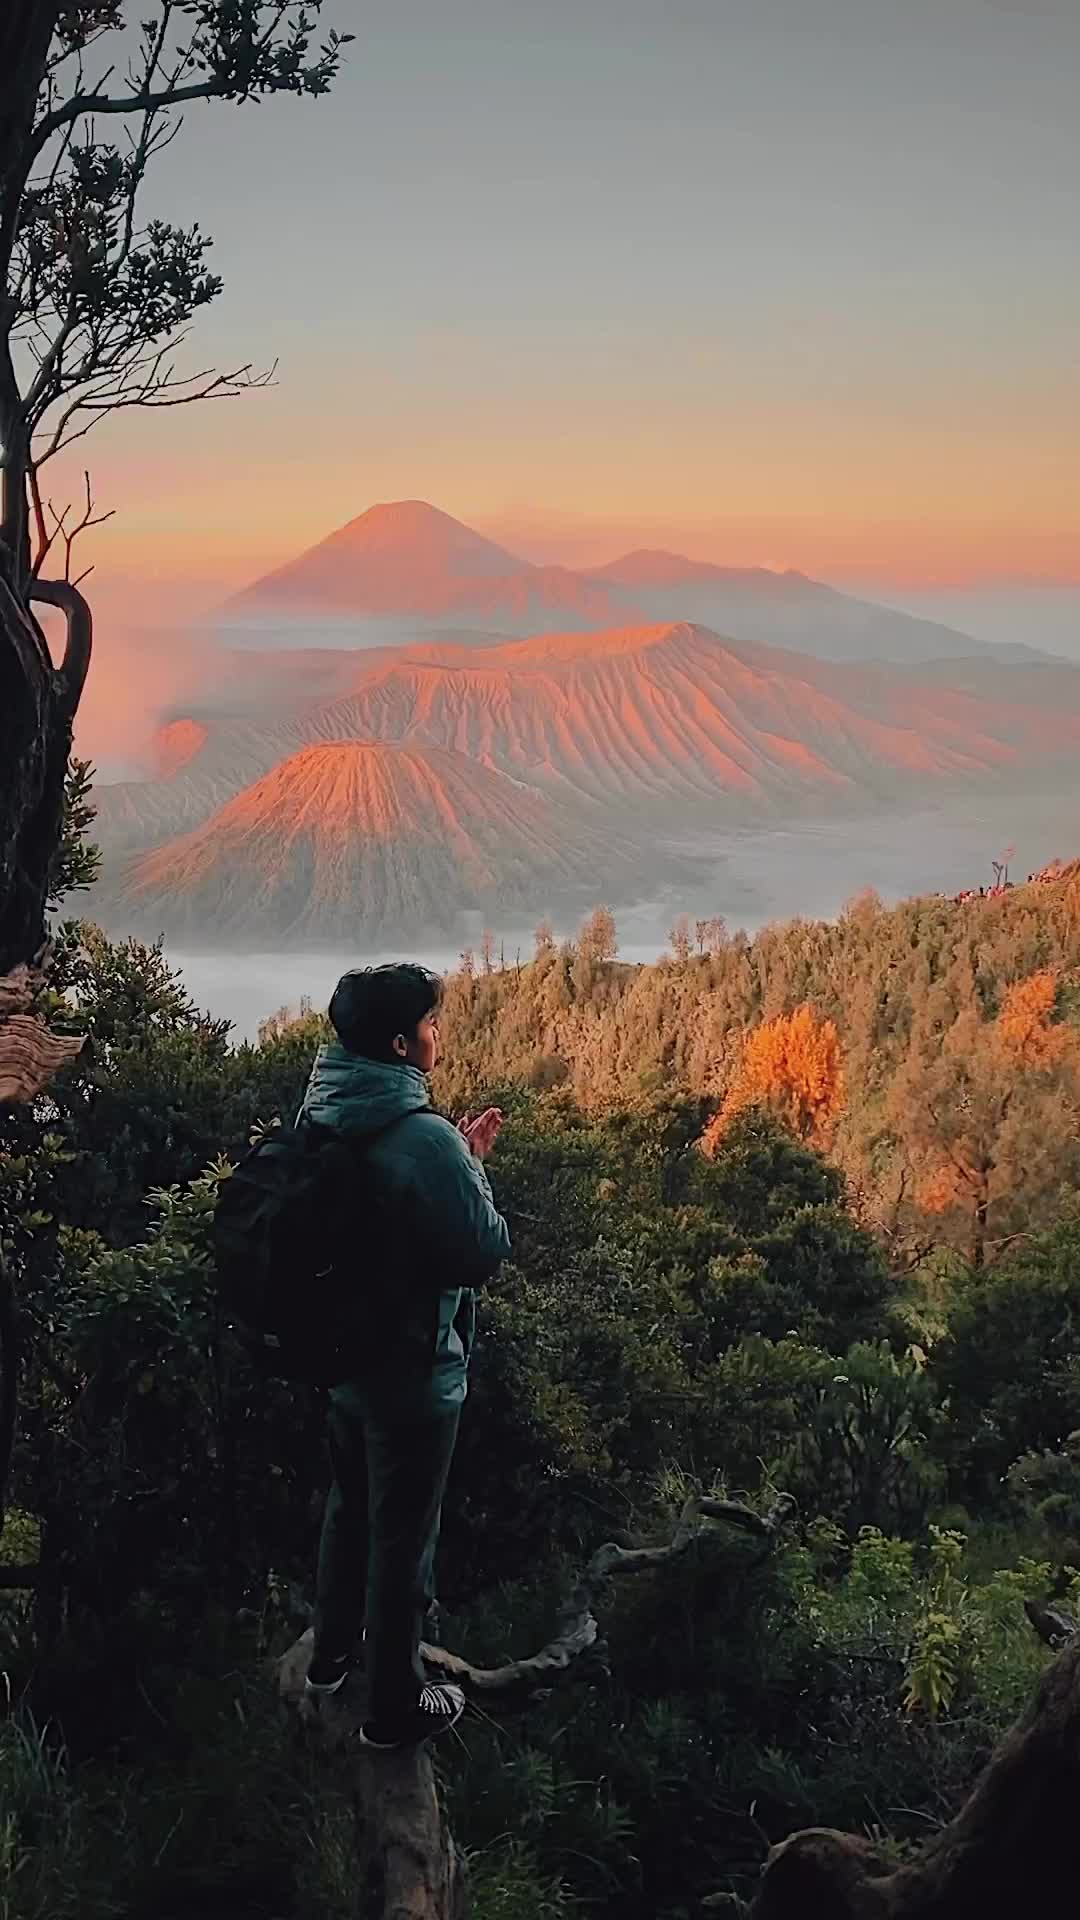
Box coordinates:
[109,740,663,945]
[94,620,1080,864]
[272,621,1078,809]
[227,499,622,634]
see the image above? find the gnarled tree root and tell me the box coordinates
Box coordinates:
[750,1632,1080,1919]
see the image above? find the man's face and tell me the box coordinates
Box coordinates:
[401,1009,440,1075]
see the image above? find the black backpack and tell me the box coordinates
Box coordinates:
[212,1117,399,1388]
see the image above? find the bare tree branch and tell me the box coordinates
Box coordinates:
[30,469,112,581]
[28,463,50,574]
[34,76,228,152]
[34,347,276,473]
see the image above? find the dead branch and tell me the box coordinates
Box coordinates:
[280,1490,795,1720]
[26,573,92,714]
[30,470,113,581]
[422,1492,794,1703]
[35,350,276,472]
[0,1010,84,1105]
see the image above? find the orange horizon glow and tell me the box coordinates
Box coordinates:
[50,362,1080,629]
[71,497,1080,630]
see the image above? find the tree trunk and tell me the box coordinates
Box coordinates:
[0,8,91,1534]
[1,1,62,568]
[277,1633,466,1920]
[0,574,92,985]
[0,4,59,206]
[750,1635,1080,1919]
[1,0,82,983]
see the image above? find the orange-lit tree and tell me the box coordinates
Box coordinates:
[701,1002,845,1157]
[889,969,1080,1270]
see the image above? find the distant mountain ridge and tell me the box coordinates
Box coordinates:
[584,549,1018,667]
[225,499,1018,666]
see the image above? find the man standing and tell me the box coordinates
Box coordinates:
[301,963,509,1749]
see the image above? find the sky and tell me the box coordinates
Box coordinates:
[38,0,1080,635]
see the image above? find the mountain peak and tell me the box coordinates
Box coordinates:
[327,499,519,569]
[227,501,628,630]
[224,499,989,662]
[217,740,444,838]
[230,501,525,616]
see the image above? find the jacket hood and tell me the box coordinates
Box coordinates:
[300,1043,431,1138]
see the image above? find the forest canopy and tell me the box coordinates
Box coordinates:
[433,867,1080,1272]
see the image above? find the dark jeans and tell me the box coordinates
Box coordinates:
[314,1392,461,1727]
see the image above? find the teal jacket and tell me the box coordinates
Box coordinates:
[299,1045,510,1414]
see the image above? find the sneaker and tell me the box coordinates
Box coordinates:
[358,1682,466,1750]
[305,1630,366,1697]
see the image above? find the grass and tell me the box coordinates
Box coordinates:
[0,1650,359,1920]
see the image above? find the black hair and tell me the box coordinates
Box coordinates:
[328,963,443,1062]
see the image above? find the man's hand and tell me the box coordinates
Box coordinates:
[457,1106,504,1161]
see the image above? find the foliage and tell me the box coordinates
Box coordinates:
[46,758,99,909]
[928,1210,1080,1508]
[0,1636,368,1920]
[432,872,1080,1265]
[702,1002,845,1152]
[996,969,1072,1066]
[889,969,1080,1268]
